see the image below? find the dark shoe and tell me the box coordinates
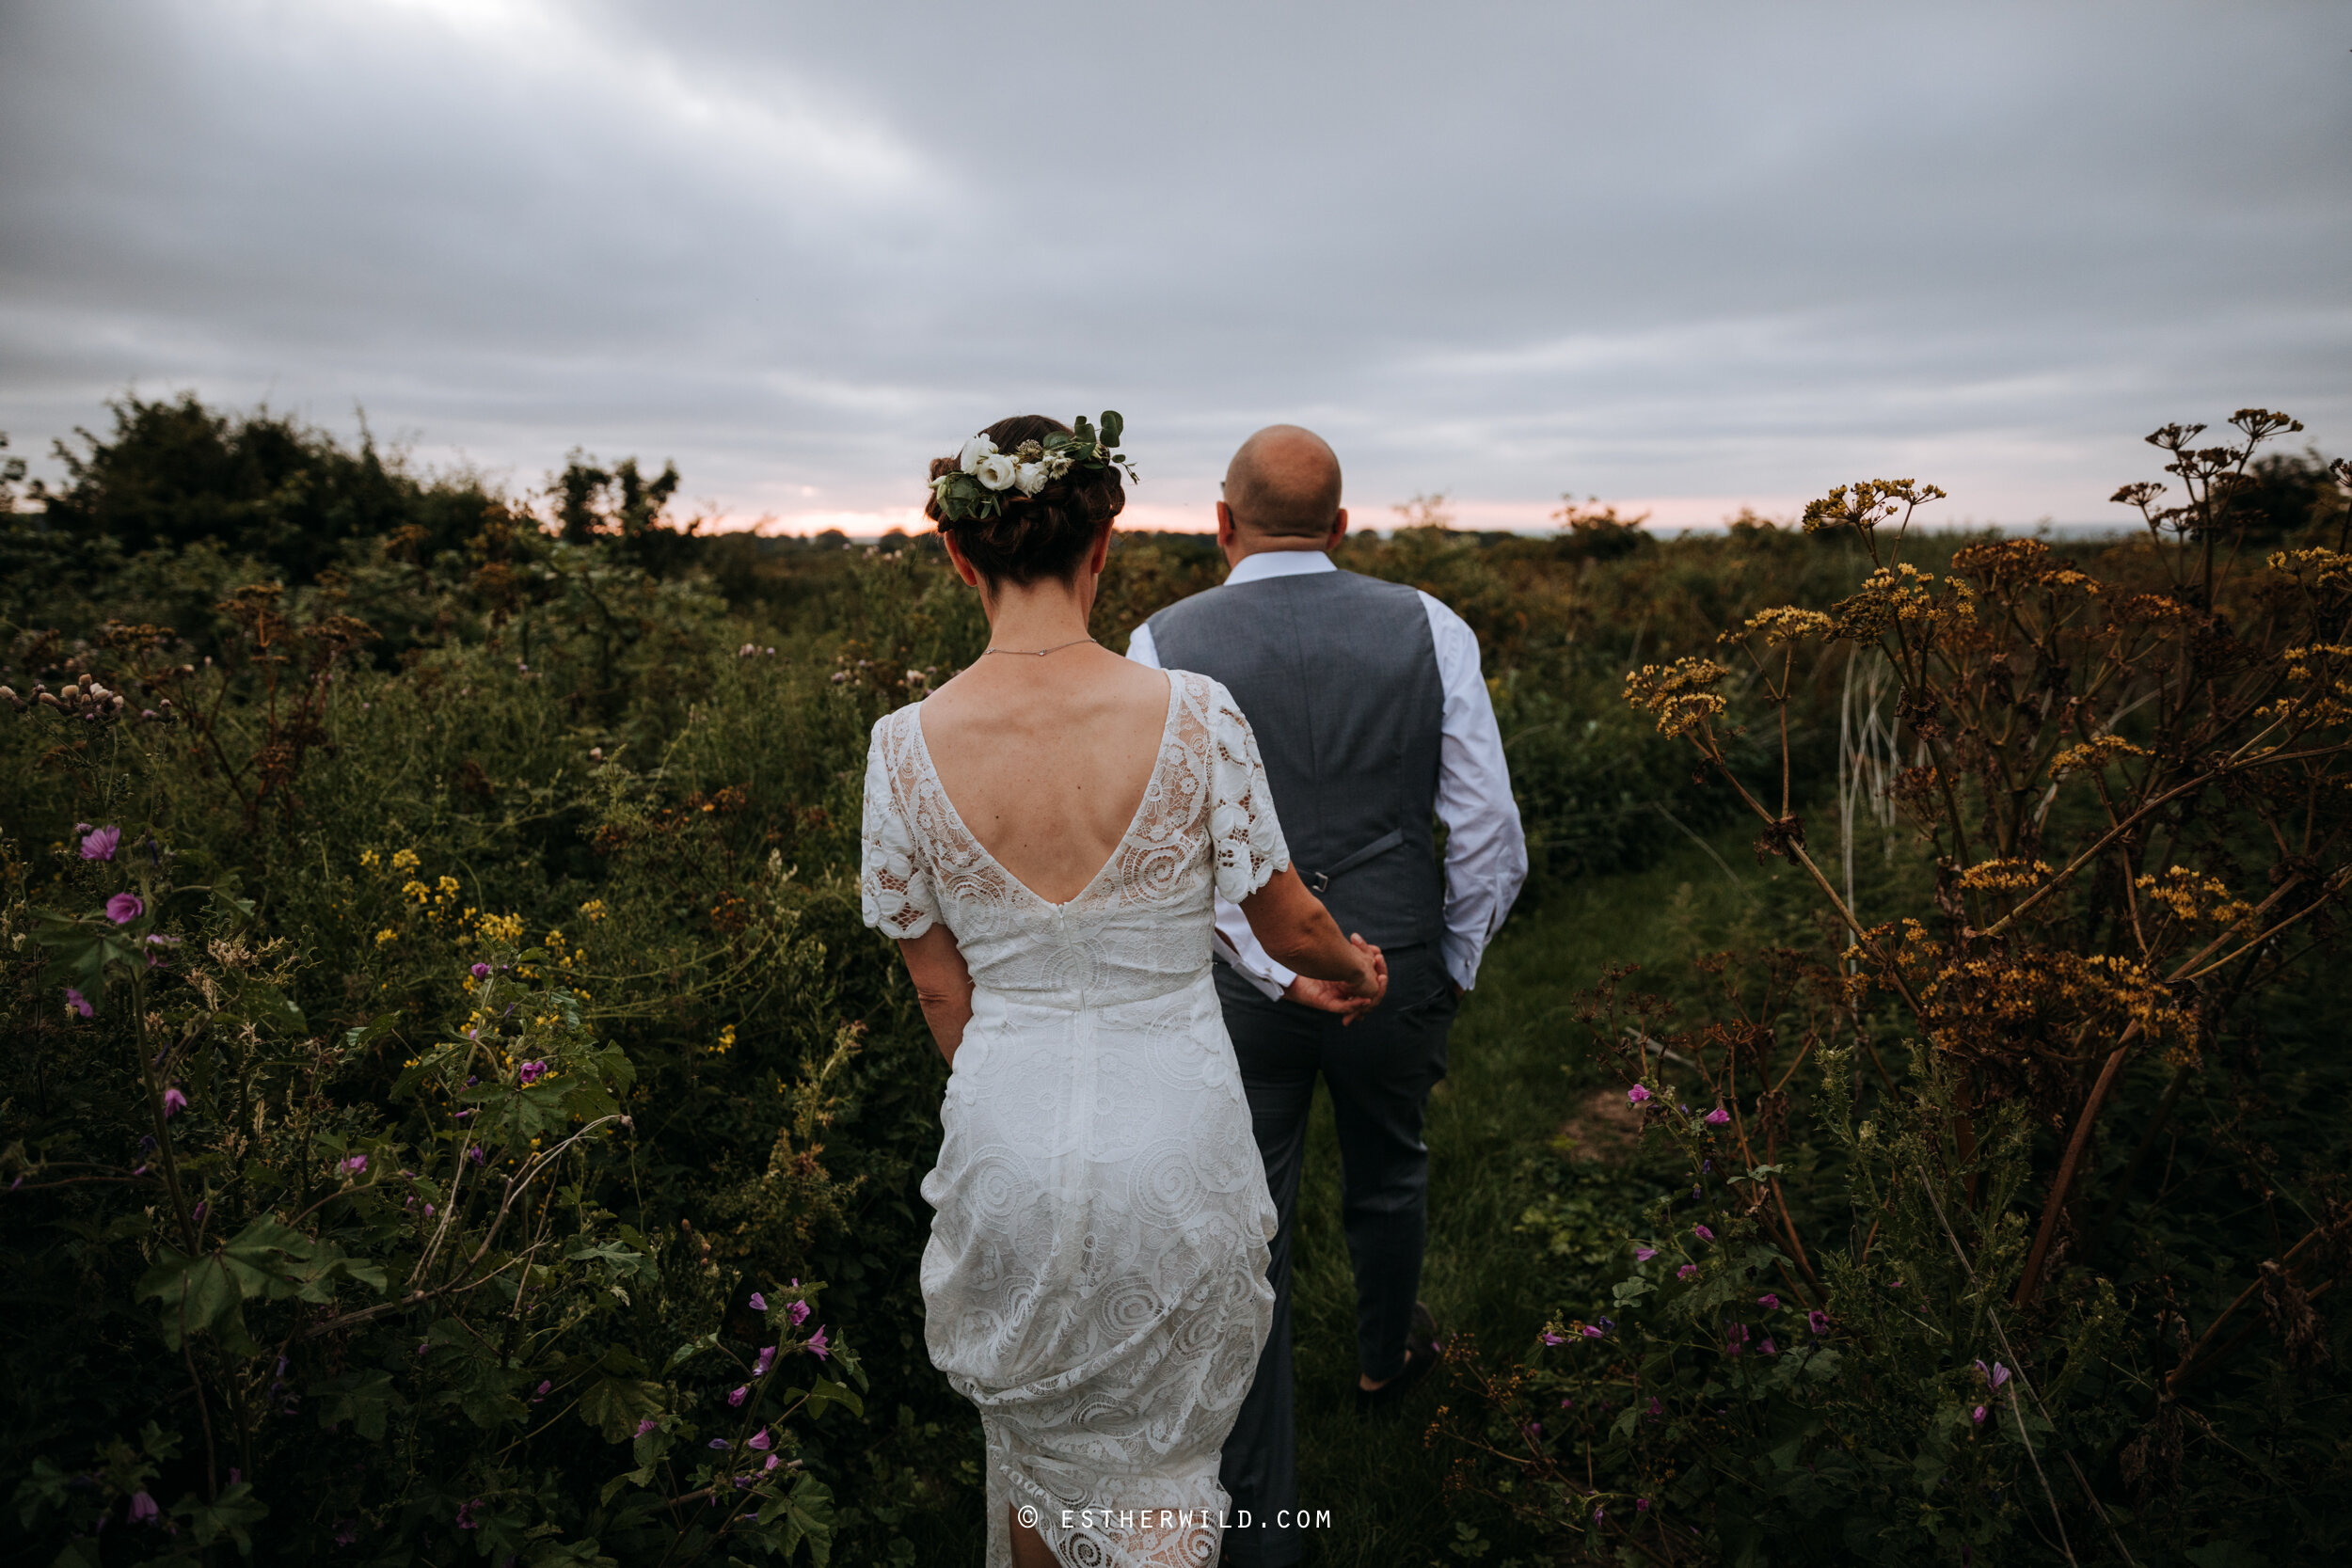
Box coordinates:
[1353,1302,1443,1416]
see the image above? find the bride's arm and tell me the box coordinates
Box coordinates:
[898,927,975,1065]
[1241,868,1388,1008]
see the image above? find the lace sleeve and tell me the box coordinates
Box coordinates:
[859,715,939,940]
[1204,678,1292,905]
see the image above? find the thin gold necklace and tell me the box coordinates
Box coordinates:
[982,636,1097,657]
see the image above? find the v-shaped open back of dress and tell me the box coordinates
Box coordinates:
[862,669,1289,1568]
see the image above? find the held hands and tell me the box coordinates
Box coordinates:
[1282,933,1388,1023]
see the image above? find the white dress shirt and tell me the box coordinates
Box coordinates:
[1127,548,1528,999]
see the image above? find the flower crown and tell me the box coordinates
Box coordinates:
[930,411,1137,525]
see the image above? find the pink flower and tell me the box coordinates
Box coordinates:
[1635,1245,1658,1262]
[1973,1404,1988,1426]
[1581,1324,1605,1338]
[455,1498,481,1529]
[517,1060,548,1085]
[806,1326,830,1360]
[339,1154,368,1176]
[1808,1309,1831,1336]
[64,988,93,1019]
[1756,1293,1778,1310]
[728,1385,749,1407]
[81,826,120,862]
[470,963,491,979]
[635,1418,657,1436]
[753,1346,775,1378]
[1692,1224,1714,1243]
[749,1292,768,1312]
[532,1380,550,1402]
[764,1454,781,1471]
[1759,1338,1777,1355]
[1703,1107,1730,1127]
[1627,1085,1651,1106]
[788,1299,811,1325]
[1637,1497,1651,1512]
[1677,1263,1698,1281]
[105,892,144,924]
[163,1086,188,1117]
[747,1428,772,1451]
[1539,1330,1565,1346]
[129,1490,158,1524]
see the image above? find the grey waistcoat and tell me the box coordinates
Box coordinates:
[1146,567,1445,950]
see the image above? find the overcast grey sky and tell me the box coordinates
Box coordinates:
[2,0,2345,533]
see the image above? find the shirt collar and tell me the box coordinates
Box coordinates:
[1224,549,1338,587]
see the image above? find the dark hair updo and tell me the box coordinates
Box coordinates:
[923,414,1126,585]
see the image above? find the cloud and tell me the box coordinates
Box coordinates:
[1,0,2345,533]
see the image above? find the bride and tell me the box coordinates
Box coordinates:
[860,414,1388,1567]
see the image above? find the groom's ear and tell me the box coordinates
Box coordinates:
[1216,501,1237,551]
[1329,508,1349,548]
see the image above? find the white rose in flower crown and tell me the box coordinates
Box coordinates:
[974,453,1018,491]
[1013,462,1048,496]
[958,435,997,475]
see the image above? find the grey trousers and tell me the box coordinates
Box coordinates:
[1215,943,1458,1568]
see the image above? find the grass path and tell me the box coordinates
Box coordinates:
[1283,841,1783,1565]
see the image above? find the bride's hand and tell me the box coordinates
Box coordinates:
[1343,934,1388,1010]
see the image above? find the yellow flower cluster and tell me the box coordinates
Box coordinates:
[1957,857,2053,894]
[2268,546,2352,593]
[1856,563,1978,631]
[1624,657,1730,739]
[2048,736,2151,781]
[390,848,420,873]
[476,911,526,944]
[2135,866,2254,931]
[580,899,607,923]
[712,1023,738,1056]
[1723,606,1834,647]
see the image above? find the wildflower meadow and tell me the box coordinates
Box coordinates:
[6,395,2352,1564]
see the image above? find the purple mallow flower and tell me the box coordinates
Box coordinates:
[749,1291,768,1312]
[82,826,120,862]
[532,1380,550,1402]
[340,1154,368,1176]
[1703,1107,1730,1127]
[1627,1085,1651,1106]
[467,1145,485,1165]
[517,1060,548,1085]
[1973,1404,1988,1426]
[1581,1324,1605,1338]
[806,1326,830,1361]
[1977,1358,2010,1390]
[1756,1293,1778,1310]
[728,1385,750,1406]
[129,1490,159,1524]
[105,892,144,924]
[1539,1329,1565,1346]
[163,1086,188,1117]
[1808,1309,1831,1336]
[788,1299,811,1326]
[1635,1245,1657,1262]
[1760,1338,1777,1355]
[747,1428,771,1451]
[65,988,93,1019]
[1692,1224,1714,1243]
[753,1346,776,1378]
[1677,1263,1698,1281]
[635,1418,657,1436]
[455,1499,481,1529]
[708,1438,731,1450]
[471,963,491,979]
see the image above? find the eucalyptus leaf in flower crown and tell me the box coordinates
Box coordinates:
[930,412,1137,524]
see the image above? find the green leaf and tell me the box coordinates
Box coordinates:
[175,1481,269,1551]
[757,1472,836,1563]
[797,1376,864,1422]
[662,1330,721,1373]
[316,1370,398,1440]
[577,1376,664,1443]
[1098,410,1123,449]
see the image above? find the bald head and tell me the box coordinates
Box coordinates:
[1224,425,1343,539]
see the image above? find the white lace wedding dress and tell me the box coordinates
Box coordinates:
[860,670,1285,1568]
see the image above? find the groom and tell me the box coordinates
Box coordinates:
[1128,426,1526,1566]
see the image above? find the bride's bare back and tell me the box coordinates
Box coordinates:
[917,645,1174,906]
